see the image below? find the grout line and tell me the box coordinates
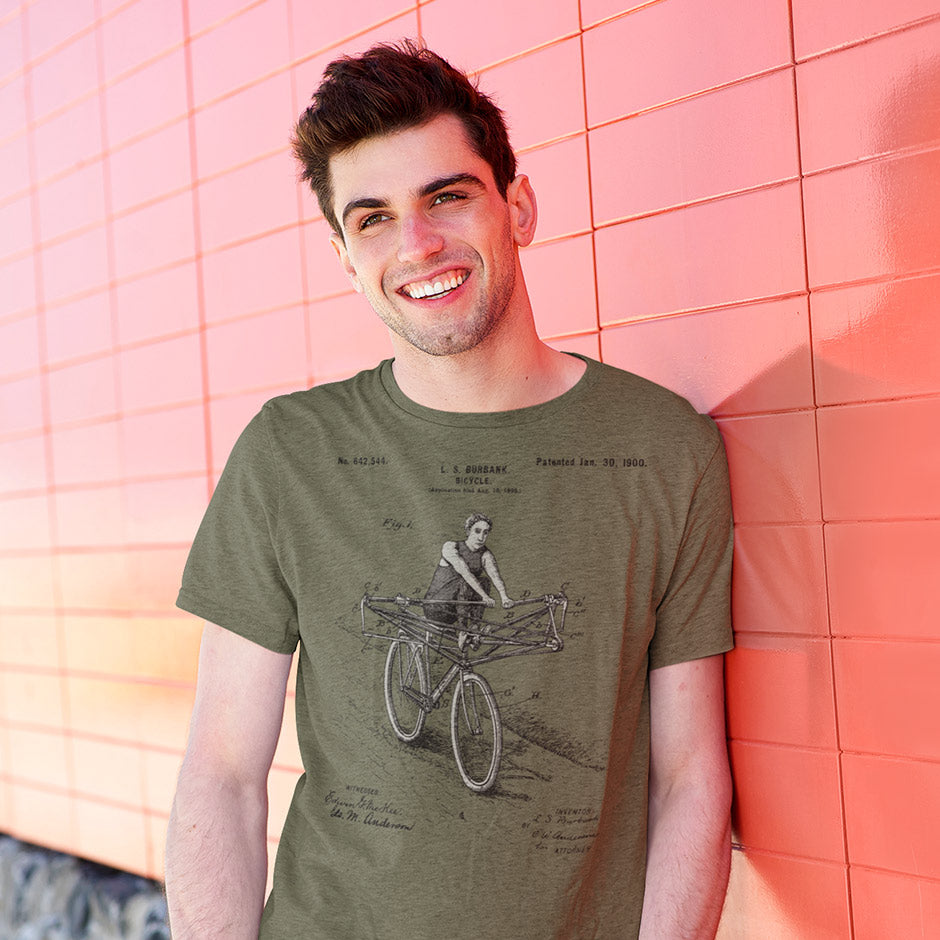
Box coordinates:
[786,3,856,934]
[181,0,215,504]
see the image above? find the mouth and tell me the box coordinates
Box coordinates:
[397,269,469,301]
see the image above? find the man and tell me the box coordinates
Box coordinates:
[166,41,733,939]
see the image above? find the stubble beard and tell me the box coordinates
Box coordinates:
[370,237,518,358]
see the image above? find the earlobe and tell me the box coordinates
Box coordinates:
[329,232,363,293]
[507,174,538,248]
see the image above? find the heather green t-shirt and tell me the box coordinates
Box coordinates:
[177,355,733,940]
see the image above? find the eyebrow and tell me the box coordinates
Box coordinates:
[340,173,487,230]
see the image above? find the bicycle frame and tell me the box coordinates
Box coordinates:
[360,592,567,669]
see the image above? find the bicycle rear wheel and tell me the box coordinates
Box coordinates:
[450,672,502,792]
[384,637,428,742]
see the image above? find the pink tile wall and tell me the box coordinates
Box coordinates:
[1,2,938,936]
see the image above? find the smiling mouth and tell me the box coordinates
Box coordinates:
[399,269,468,300]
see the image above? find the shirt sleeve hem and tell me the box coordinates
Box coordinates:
[176,589,299,655]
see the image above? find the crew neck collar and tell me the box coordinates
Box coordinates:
[378,353,599,428]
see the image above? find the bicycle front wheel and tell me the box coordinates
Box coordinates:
[384,637,428,742]
[450,672,502,792]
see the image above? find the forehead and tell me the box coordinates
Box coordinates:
[329,113,494,209]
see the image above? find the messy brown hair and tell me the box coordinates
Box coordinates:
[292,40,516,235]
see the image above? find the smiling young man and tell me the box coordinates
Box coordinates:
[166,41,734,939]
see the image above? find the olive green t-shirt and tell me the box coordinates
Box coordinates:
[177,355,733,939]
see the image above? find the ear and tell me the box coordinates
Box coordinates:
[506,174,538,248]
[330,231,363,293]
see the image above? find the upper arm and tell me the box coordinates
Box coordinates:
[648,654,731,805]
[182,622,293,786]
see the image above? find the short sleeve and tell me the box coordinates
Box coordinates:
[176,407,299,654]
[649,423,734,670]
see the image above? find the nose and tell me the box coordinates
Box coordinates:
[397,213,444,264]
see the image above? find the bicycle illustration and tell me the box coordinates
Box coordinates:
[360,592,567,793]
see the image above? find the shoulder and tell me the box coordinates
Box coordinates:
[577,357,721,454]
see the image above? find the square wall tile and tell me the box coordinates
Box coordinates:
[595,184,805,322]
[421,0,580,72]
[600,298,813,417]
[75,797,149,875]
[0,195,32,262]
[112,191,196,281]
[7,727,70,789]
[811,273,940,405]
[792,0,940,59]
[719,849,851,940]
[288,0,417,57]
[804,149,940,288]
[729,740,845,862]
[37,160,107,244]
[583,0,791,125]
[834,638,940,761]
[51,420,122,487]
[850,867,940,940]
[303,218,355,301]
[47,356,118,425]
[0,374,45,435]
[0,614,58,669]
[194,72,297,179]
[100,0,185,82]
[71,737,145,808]
[726,634,837,748]
[44,291,114,365]
[518,136,592,241]
[120,404,207,479]
[482,38,585,151]
[306,293,394,379]
[817,398,940,520]
[25,0,95,60]
[0,494,51,551]
[206,306,308,397]
[125,479,211,547]
[0,434,46,495]
[1,669,65,729]
[108,120,193,215]
[826,521,940,640]
[202,228,304,323]
[189,0,290,107]
[797,20,940,173]
[0,314,40,380]
[520,235,598,339]
[842,753,940,879]
[0,255,37,319]
[106,50,189,148]
[41,227,110,306]
[114,263,200,346]
[732,525,828,636]
[716,412,822,524]
[55,486,125,548]
[117,332,204,413]
[198,152,298,252]
[8,784,77,859]
[33,97,103,183]
[591,71,798,223]
[29,32,98,121]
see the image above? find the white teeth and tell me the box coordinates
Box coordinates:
[403,271,467,299]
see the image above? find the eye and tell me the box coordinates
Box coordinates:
[432,191,465,206]
[358,212,389,231]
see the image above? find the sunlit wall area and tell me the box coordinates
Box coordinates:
[1,1,938,937]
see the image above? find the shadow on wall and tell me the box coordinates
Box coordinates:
[716,48,940,940]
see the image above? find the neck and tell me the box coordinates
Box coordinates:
[389,304,587,413]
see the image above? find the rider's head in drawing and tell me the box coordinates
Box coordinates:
[424,512,514,627]
[463,512,492,552]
